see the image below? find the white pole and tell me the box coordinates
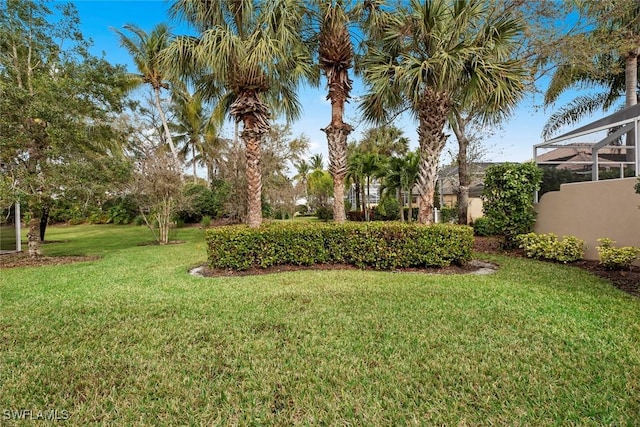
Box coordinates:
[15,202,21,252]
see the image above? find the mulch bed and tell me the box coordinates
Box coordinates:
[0,253,100,269]
[473,236,640,298]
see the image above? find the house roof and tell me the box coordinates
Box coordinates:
[536,143,627,170]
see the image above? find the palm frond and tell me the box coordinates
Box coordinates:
[542,92,616,140]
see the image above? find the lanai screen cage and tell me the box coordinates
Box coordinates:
[534,103,640,192]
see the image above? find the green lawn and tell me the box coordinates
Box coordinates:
[1,224,639,425]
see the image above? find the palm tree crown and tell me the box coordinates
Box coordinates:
[165,0,314,227]
[360,0,525,223]
[113,23,180,163]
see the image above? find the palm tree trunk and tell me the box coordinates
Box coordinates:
[243,128,263,228]
[27,209,42,257]
[416,89,450,224]
[192,143,197,183]
[625,49,639,166]
[153,87,179,165]
[230,90,270,228]
[398,189,405,222]
[407,189,413,222]
[323,123,352,223]
[365,176,371,221]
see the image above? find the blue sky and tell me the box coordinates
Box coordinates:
[62,0,603,167]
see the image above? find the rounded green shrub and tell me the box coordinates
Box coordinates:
[596,238,640,270]
[515,232,584,263]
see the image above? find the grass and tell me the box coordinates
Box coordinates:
[1,224,639,425]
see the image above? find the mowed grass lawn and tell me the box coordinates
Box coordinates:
[1,225,639,426]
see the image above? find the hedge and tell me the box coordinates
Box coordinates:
[206,222,473,270]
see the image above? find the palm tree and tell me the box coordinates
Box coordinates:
[360,0,526,224]
[360,152,381,221]
[358,125,410,157]
[113,23,179,164]
[310,153,325,171]
[346,149,365,215]
[381,152,420,222]
[542,0,639,166]
[170,85,219,183]
[165,0,313,227]
[294,159,311,208]
[312,0,356,223]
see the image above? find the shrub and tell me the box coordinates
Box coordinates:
[439,205,457,223]
[596,238,640,270]
[201,215,212,228]
[206,222,473,271]
[482,162,543,248]
[316,206,333,221]
[515,233,584,263]
[374,197,400,221]
[103,195,139,225]
[176,182,229,223]
[472,217,498,236]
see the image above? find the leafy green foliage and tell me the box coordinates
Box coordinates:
[482,163,543,247]
[515,233,585,263]
[374,197,400,221]
[316,206,334,222]
[635,178,640,194]
[472,217,498,237]
[206,222,473,270]
[439,205,458,224]
[176,182,229,223]
[596,238,640,270]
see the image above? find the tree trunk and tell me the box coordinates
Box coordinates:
[192,142,197,184]
[230,90,270,228]
[398,189,405,222]
[416,89,451,224]
[323,123,352,223]
[39,206,49,242]
[625,49,639,166]
[27,210,42,257]
[365,176,371,222]
[243,128,264,228]
[407,189,413,222]
[153,86,180,166]
[451,114,471,225]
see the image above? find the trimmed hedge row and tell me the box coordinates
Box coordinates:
[206,222,473,271]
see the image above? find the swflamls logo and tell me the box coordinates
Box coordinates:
[3,409,70,421]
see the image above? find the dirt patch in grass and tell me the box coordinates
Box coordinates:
[0,252,100,269]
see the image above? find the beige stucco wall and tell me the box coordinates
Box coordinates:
[468,198,484,223]
[535,178,640,261]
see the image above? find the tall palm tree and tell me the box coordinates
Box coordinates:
[381,151,420,222]
[346,149,365,215]
[360,0,526,224]
[165,0,314,227]
[113,23,179,163]
[170,85,218,183]
[360,152,381,221]
[358,125,410,157]
[294,159,311,208]
[312,0,356,223]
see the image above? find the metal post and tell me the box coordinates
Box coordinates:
[15,202,21,252]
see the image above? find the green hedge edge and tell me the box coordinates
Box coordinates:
[206,222,474,271]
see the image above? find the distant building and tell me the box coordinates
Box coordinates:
[437,162,503,223]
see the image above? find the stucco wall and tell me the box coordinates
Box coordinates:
[535,178,640,261]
